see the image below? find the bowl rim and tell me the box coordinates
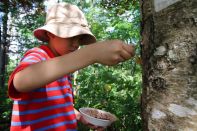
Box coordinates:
[79,107,115,122]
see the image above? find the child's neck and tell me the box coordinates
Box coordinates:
[46,44,60,57]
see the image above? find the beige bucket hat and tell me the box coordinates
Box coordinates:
[33,2,96,45]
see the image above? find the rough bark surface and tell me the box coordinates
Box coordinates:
[141,0,197,130]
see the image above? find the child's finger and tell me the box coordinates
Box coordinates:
[122,44,135,57]
[120,49,132,61]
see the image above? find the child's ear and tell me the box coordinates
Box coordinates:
[46,32,55,39]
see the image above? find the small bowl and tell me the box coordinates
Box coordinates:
[79,107,117,127]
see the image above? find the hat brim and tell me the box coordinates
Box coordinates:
[33,23,96,45]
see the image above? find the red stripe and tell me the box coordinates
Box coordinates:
[46,78,70,87]
[10,126,33,131]
[32,115,77,130]
[13,96,73,111]
[22,47,48,59]
[12,87,73,100]
[26,52,46,60]
[34,121,77,131]
[11,118,77,131]
[12,105,75,122]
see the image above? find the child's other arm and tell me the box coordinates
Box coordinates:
[13,40,135,92]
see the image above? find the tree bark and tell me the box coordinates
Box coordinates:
[0,1,9,88]
[141,0,197,130]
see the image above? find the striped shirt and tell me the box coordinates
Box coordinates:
[8,45,77,131]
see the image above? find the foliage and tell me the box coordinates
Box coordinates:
[0,59,17,130]
[10,0,45,54]
[75,62,142,130]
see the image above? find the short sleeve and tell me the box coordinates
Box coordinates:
[8,48,47,100]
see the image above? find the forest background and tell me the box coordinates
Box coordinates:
[0,0,141,131]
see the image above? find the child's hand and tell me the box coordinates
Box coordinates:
[74,109,104,130]
[79,115,105,131]
[91,40,135,65]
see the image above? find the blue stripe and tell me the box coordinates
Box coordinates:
[34,85,71,92]
[22,56,35,61]
[11,111,75,126]
[14,93,73,105]
[37,49,45,53]
[30,48,45,53]
[30,53,43,58]
[25,50,47,61]
[30,53,46,61]
[57,77,72,85]
[57,77,69,82]
[22,59,39,63]
[35,120,77,131]
[41,58,46,61]
[12,102,73,115]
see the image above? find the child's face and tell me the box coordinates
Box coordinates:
[50,35,82,56]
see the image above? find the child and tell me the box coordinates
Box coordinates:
[8,2,135,131]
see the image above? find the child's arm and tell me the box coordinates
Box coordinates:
[13,40,135,92]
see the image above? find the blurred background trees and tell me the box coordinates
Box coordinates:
[0,0,141,130]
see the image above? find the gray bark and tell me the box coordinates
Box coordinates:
[141,0,197,130]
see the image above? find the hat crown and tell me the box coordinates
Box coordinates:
[33,2,96,44]
[46,3,88,26]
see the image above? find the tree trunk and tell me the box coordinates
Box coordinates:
[0,1,9,88]
[141,0,197,130]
